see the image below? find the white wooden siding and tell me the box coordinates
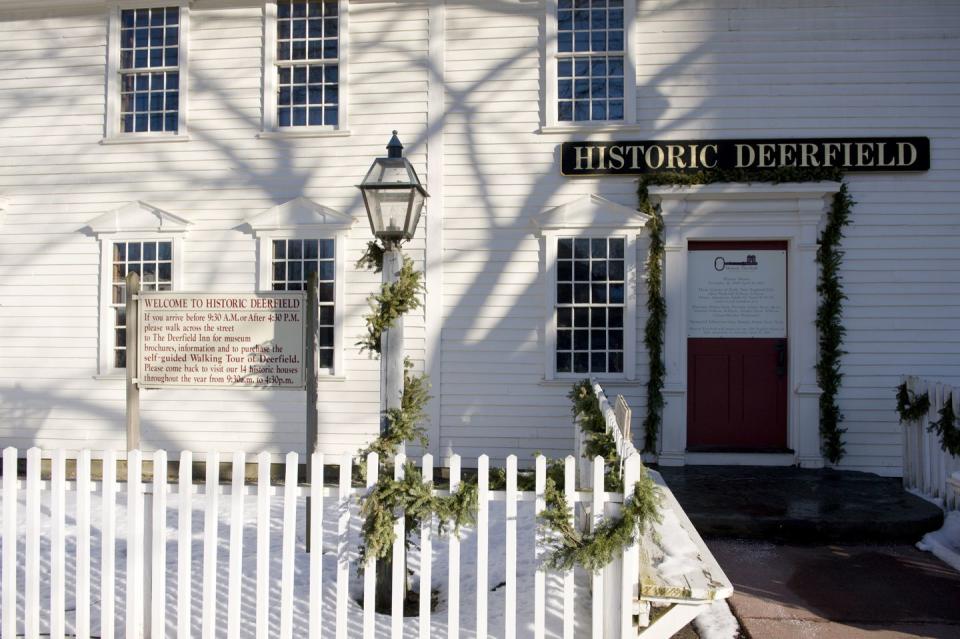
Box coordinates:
[0,0,957,475]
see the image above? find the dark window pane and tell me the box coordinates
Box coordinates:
[557,330,572,350]
[274,262,286,281]
[574,330,589,350]
[609,330,623,350]
[558,80,572,100]
[608,260,624,281]
[557,261,572,282]
[318,349,334,368]
[591,283,606,303]
[304,259,318,279]
[557,307,572,328]
[318,282,334,302]
[557,284,572,304]
[591,352,606,373]
[608,352,623,373]
[558,102,573,121]
[158,263,171,281]
[609,283,624,304]
[591,330,605,350]
[288,261,302,281]
[115,350,127,368]
[558,32,572,53]
[574,260,589,281]
[608,308,623,328]
[574,238,590,258]
[557,352,572,373]
[591,308,606,327]
[128,243,141,260]
[574,307,589,327]
[591,261,607,281]
[319,327,334,346]
[318,240,334,259]
[158,242,172,261]
[573,352,589,373]
[319,305,334,325]
[574,283,590,303]
[319,261,334,280]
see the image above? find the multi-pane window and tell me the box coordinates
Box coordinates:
[556,237,625,374]
[111,241,173,368]
[118,7,180,133]
[272,239,335,368]
[276,0,339,127]
[557,0,625,122]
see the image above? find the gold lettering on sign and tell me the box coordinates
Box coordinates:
[645,145,665,169]
[608,145,626,170]
[757,143,776,168]
[575,145,594,171]
[700,144,719,168]
[800,143,819,167]
[666,144,686,169]
[735,144,755,168]
[596,145,607,170]
[876,142,896,167]
[823,143,840,167]
[856,142,873,167]
[630,145,645,169]
[898,142,917,167]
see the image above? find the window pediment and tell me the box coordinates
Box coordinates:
[246,197,355,235]
[86,200,191,237]
[534,194,649,233]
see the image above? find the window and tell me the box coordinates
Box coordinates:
[271,239,336,368]
[263,0,349,133]
[110,240,174,367]
[247,198,354,377]
[105,4,189,139]
[546,0,635,128]
[534,194,644,381]
[555,237,625,374]
[86,201,190,376]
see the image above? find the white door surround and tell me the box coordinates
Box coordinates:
[648,182,843,468]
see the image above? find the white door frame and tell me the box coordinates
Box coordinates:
[649,182,842,468]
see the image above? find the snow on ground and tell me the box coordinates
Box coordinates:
[917,511,960,573]
[0,488,594,637]
[693,600,739,639]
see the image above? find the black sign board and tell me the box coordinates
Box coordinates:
[560,137,930,176]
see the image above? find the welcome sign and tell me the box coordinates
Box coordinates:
[561,137,930,176]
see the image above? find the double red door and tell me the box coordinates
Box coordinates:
[686,241,788,451]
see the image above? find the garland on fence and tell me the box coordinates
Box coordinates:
[534,379,660,572]
[638,167,852,463]
[895,382,931,423]
[568,379,622,491]
[928,394,960,457]
[359,461,479,563]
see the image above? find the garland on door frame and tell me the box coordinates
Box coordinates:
[638,167,853,463]
[895,382,931,423]
[928,394,960,457]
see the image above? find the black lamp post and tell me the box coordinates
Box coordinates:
[358,131,429,247]
[357,131,429,612]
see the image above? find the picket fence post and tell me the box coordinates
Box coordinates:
[447,454,461,639]
[419,454,433,639]
[2,447,17,639]
[177,450,193,639]
[476,454,489,639]
[363,452,378,639]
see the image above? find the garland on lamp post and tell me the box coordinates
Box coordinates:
[638,167,852,463]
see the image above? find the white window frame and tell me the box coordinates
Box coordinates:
[534,194,648,382]
[104,1,191,143]
[261,0,351,137]
[88,201,191,377]
[544,0,636,130]
[247,198,354,378]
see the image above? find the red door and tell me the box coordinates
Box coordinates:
[686,241,789,452]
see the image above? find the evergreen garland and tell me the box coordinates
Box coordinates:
[539,475,661,573]
[357,248,425,356]
[928,394,960,457]
[637,167,852,463]
[359,461,479,562]
[568,379,622,491]
[895,382,931,423]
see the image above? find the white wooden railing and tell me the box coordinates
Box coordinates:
[0,447,643,639]
[901,376,960,510]
[574,381,734,639]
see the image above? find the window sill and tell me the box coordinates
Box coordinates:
[101,134,191,145]
[538,124,644,135]
[540,377,640,387]
[257,128,352,140]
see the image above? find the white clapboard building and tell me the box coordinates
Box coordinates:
[0,0,957,476]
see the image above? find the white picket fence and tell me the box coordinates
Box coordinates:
[0,447,643,639]
[901,376,960,510]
